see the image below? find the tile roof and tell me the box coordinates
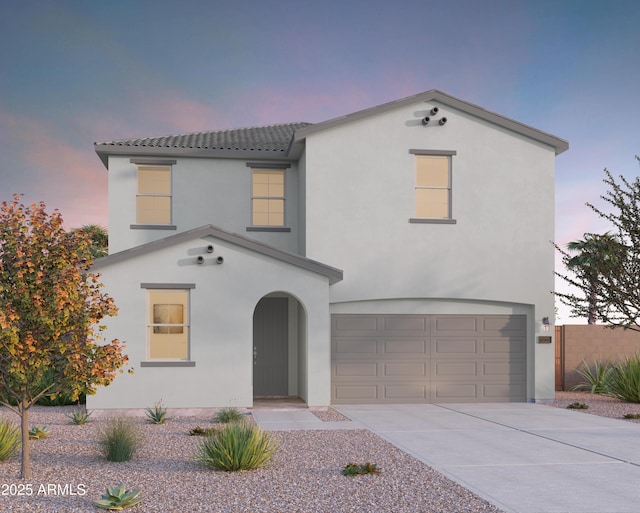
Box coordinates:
[97,122,312,152]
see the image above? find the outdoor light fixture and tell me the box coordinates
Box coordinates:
[542,317,551,331]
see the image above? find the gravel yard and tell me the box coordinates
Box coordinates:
[1,393,638,513]
[0,405,502,513]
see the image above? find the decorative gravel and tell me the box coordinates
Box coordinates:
[550,391,640,421]
[0,406,503,513]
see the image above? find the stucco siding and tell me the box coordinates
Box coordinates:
[87,234,331,409]
[303,101,556,401]
[108,156,300,255]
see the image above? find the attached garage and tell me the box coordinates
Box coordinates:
[331,314,527,404]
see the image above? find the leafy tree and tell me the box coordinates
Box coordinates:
[71,224,108,258]
[556,157,640,331]
[0,195,129,478]
[564,232,619,324]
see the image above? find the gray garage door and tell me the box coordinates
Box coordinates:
[331,314,527,404]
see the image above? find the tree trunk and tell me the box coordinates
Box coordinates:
[20,394,31,479]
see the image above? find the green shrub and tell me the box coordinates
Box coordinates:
[28,425,50,439]
[623,413,640,419]
[567,402,589,410]
[145,400,168,424]
[0,419,21,461]
[195,423,278,471]
[93,483,142,510]
[98,418,142,462]
[212,406,245,424]
[189,426,218,437]
[65,406,92,425]
[341,462,381,476]
[606,352,640,403]
[570,359,612,394]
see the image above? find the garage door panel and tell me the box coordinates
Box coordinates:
[384,361,428,377]
[334,362,378,377]
[483,360,527,378]
[332,314,527,404]
[382,315,429,335]
[433,338,478,357]
[384,384,428,400]
[433,316,479,334]
[482,315,527,334]
[383,338,428,355]
[483,338,526,357]
[334,384,378,401]
[333,338,378,355]
[333,315,379,333]
[433,361,478,378]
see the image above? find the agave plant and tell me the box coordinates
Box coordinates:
[28,425,50,440]
[145,400,168,424]
[65,406,92,425]
[570,359,612,394]
[93,484,142,510]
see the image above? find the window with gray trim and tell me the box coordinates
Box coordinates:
[409,150,456,223]
[140,284,195,366]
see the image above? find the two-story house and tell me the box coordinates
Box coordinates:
[89,90,568,410]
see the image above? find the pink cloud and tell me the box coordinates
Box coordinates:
[0,108,108,229]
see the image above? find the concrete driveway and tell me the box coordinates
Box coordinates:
[335,403,640,513]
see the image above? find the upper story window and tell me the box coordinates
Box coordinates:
[409,150,457,224]
[137,165,172,225]
[251,167,286,228]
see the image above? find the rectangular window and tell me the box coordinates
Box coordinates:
[410,150,456,222]
[147,289,189,360]
[252,169,285,226]
[137,165,172,224]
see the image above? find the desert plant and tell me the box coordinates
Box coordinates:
[566,402,589,410]
[0,419,21,461]
[195,422,278,471]
[189,426,218,437]
[28,425,50,439]
[606,352,640,403]
[570,359,612,394]
[213,406,245,424]
[341,462,381,476]
[623,413,640,419]
[65,406,92,425]
[98,418,142,462]
[93,483,142,510]
[145,400,168,424]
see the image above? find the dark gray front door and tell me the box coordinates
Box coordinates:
[253,297,288,397]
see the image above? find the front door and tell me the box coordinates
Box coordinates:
[253,297,288,397]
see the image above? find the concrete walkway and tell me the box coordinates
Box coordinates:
[333,403,640,513]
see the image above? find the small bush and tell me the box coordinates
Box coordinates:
[0,419,21,461]
[98,418,142,462]
[145,400,168,424]
[570,359,612,394]
[606,352,640,403]
[567,402,589,410]
[342,462,381,476]
[623,413,640,419]
[189,426,218,437]
[65,406,92,425]
[28,425,50,439]
[213,407,245,424]
[93,483,142,510]
[195,423,278,471]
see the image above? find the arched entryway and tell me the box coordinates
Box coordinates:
[253,292,307,401]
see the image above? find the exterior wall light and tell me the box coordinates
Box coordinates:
[542,316,551,331]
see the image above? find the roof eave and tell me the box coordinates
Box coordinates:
[294,89,569,155]
[92,224,343,284]
[94,143,295,168]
